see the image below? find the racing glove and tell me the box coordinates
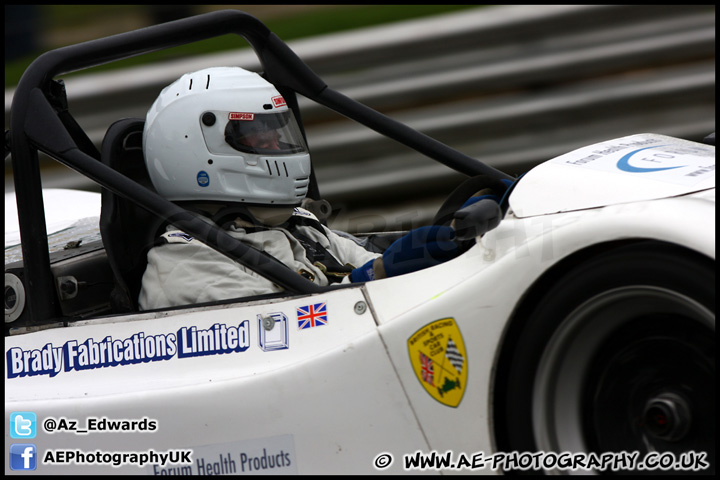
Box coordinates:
[451,179,514,241]
[350,225,459,282]
[458,192,500,209]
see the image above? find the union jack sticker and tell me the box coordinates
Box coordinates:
[419,352,434,386]
[407,318,467,407]
[297,302,327,329]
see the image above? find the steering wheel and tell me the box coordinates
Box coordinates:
[433,175,511,222]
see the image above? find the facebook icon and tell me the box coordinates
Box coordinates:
[10,444,37,471]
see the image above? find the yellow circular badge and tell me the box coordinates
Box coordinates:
[408,318,467,407]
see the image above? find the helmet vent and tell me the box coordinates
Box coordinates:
[189,75,211,91]
[295,177,310,197]
[265,160,291,177]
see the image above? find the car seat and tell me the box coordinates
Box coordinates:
[99,118,165,312]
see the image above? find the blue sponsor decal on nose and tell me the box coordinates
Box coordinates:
[197,171,210,187]
[616,145,684,173]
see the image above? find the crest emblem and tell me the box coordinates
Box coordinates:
[408,318,467,407]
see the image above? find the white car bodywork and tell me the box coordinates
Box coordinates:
[5,134,715,474]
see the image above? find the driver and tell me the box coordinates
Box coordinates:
[226,118,281,151]
[238,128,280,150]
[138,66,462,310]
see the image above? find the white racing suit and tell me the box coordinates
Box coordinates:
[138,208,379,310]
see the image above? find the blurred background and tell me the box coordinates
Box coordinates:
[5,5,716,233]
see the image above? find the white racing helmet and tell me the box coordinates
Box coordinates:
[143,67,311,206]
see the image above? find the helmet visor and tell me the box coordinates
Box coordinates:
[224,111,308,155]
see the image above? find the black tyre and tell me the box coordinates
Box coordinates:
[494,242,715,475]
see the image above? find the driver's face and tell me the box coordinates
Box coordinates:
[239,129,280,150]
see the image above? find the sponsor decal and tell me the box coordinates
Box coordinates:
[166,232,194,243]
[292,207,313,217]
[148,435,297,475]
[271,96,286,108]
[615,145,683,173]
[554,135,715,186]
[197,171,210,187]
[229,112,255,121]
[177,322,250,358]
[297,303,327,329]
[6,321,250,379]
[258,313,289,351]
[408,318,467,407]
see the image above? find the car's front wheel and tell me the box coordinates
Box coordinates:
[493,242,715,475]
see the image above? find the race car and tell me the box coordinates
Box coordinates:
[5,10,715,475]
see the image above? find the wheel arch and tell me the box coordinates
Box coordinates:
[489,237,715,454]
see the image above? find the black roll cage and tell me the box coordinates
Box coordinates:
[9,9,512,325]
